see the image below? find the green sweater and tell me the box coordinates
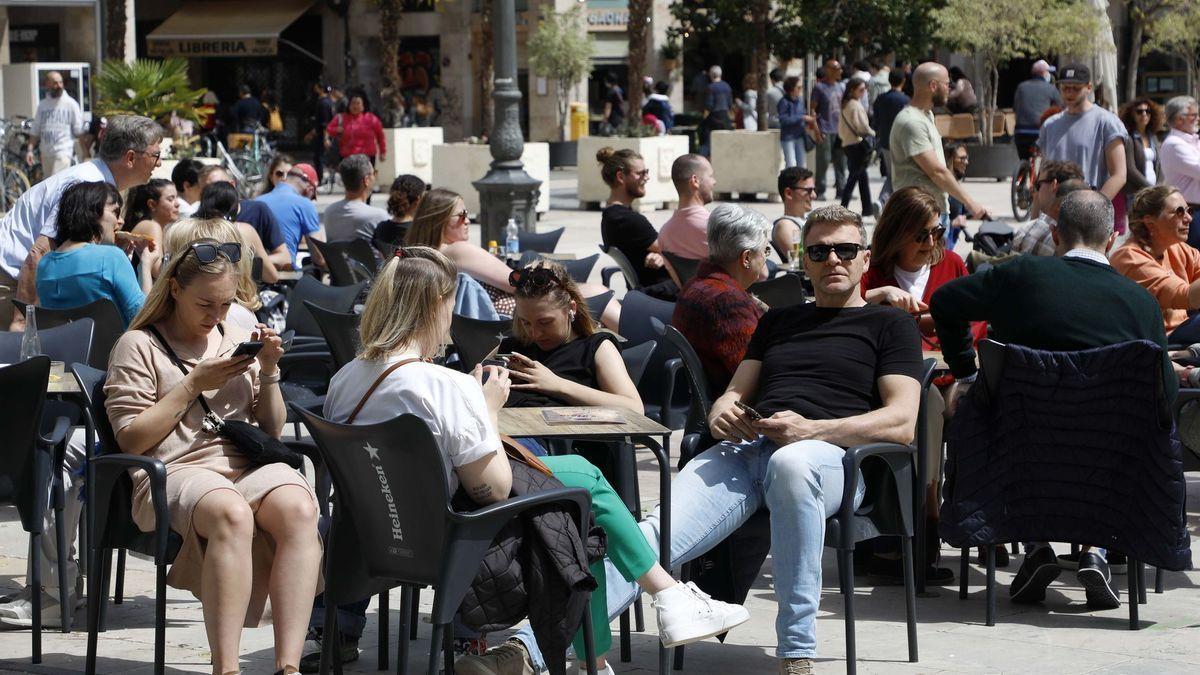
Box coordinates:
[930,253,1177,403]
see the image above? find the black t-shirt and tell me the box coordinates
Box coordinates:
[372,219,409,254]
[231,96,264,133]
[601,204,672,288]
[237,200,286,252]
[744,303,922,420]
[500,332,619,408]
[606,87,626,127]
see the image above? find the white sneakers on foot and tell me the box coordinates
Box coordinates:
[652,581,750,648]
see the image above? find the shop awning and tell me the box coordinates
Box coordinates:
[146,0,314,58]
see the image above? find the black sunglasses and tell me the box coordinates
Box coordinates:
[806,243,865,262]
[509,266,562,290]
[914,226,947,243]
[185,242,242,265]
[1134,108,1151,115]
[791,185,817,195]
[1165,205,1190,218]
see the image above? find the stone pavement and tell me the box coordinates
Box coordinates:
[2,168,1199,673]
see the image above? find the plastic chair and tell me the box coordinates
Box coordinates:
[285,275,367,343]
[304,301,361,371]
[290,407,599,675]
[0,357,72,666]
[450,315,512,372]
[517,252,600,284]
[651,319,712,451]
[617,291,687,429]
[748,274,807,309]
[518,226,565,253]
[309,238,376,286]
[661,251,701,286]
[13,299,123,369]
[0,318,94,366]
[599,244,643,292]
[584,290,614,322]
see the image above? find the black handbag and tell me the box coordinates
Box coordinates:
[145,325,303,470]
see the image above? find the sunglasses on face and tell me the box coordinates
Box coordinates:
[184,242,242,265]
[1135,108,1151,115]
[1164,205,1189,218]
[806,243,865,262]
[791,186,817,195]
[509,266,562,290]
[274,170,287,178]
[135,149,162,161]
[627,169,651,179]
[454,210,470,222]
[915,226,947,243]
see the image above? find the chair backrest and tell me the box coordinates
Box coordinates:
[662,251,701,286]
[748,274,806,309]
[599,244,642,291]
[620,340,657,388]
[584,290,613,322]
[285,275,366,338]
[518,226,565,253]
[450,314,512,371]
[304,301,361,370]
[14,299,120,368]
[292,406,453,596]
[561,254,599,283]
[70,363,120,454]
[618,291,684,414]
[0,318,95,366]
[0,357,50,528]
[310,238,376,286]
[652,318,713,425]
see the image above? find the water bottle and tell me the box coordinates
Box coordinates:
[19,305,41,361]
[790,230,803,272]
[505,219,520,262]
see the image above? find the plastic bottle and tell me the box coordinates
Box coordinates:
[488,240,500,257]
[19,306,41,361]
[505,219,520,261]
[790,229,803,271]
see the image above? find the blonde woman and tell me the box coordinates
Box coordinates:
[165,216,264,330]
[105,239,322,675]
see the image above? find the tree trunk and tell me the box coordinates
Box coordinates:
[1126,21,1144,103]
[379,0,403,126]
[627,0,653,124]
[105,0,127,61]
[480,0,495,136]
[754,1,770,125]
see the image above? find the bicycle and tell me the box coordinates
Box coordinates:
[1010,145,1040,221]
[0,118,34,211]
[227,125,275,198]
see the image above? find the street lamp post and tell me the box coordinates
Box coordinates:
[473,0,542,246]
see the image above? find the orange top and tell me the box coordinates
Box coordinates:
[1109,242,1200,331]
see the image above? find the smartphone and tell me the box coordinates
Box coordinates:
[735,400,764,421]
[231,341,264,358]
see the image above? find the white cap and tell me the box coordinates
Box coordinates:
[1032,59,1056,76]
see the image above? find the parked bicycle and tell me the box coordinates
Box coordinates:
[0,118,34,211]
[227,125,275,198]
[1010,145,1040,220]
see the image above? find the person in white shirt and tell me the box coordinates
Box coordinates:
[1,115,162,330]
[26,71,86,178]
[1158,95,1200,246]
[171,158,205,217]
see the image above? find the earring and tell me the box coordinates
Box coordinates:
[569,310,577,321]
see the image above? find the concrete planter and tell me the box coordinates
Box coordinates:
[710,130,816,199]
[377,127,444,186]
[431,142,550,215]
[963,142,1019,181]
[577,135,690,210]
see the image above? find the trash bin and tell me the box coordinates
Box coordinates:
[569,102,589,141]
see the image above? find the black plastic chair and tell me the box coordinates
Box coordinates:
[0,318,95,366]
[651,318,712,452]
[599,244,643,292]
[617,291,687,429]
[13,299,123,369]
[584,290,614,322]
[0,357,71,666]
[518,226,565,253]
[517,252,600,285]
[285,275,367,343]
[450,315,512,372]
[291,407,599,675]
[305,301,361,371]
[662,251,701,287]
[310,238,377,286]
[748,274,807,309]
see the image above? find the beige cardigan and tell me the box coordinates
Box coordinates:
[838,98,875,147]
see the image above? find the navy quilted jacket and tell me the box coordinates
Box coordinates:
[940,340,1191,571]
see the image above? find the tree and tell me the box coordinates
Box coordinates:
[95,58,209,126]
[1146,3,1200,100]
[378,0,404,124]
[527,6,593,142]
[105,0,127,61]
[1123,1,1182,103]
[935,0,1103,144]
[627,0,653,117]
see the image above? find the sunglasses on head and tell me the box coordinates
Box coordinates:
[509,266,562,290]
[184,242,242,265]
[806,243,865,262]
[915,226,946,243]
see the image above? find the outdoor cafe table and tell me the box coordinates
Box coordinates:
[499,406,673,674]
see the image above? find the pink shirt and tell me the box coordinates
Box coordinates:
[1160,128,1200,205]
[326,111,387,159]
[657,205,710,260]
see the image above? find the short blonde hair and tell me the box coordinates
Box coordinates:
[164,217,261,310]
[358,246,458,360]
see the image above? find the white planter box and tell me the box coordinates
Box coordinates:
[710,130,815,198]
[577,135,690,210]
[377,127,443,186]
[431,142,550,215]
[152,156,221,182]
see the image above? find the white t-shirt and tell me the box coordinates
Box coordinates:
[1144,143,1158,186]
[0,159,113,278]
[32,92,85,157]
[893,264,931,301]
[177,199,199,218]
[323,351,501,493]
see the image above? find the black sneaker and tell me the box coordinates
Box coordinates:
[976,545,1010,568]
[1077,551,1121,610]
[299,629,360,674]
[1009,546,1061,604]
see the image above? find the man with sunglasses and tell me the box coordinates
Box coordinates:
[1157,95,1200,247]
[1,115,163,331]
[605,205,923,675]
[252,163,327,270]
[1012,161,1085,256]
[771,167,815,264]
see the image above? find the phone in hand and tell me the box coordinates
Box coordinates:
[231,341,264,358]
[735,400,764,421]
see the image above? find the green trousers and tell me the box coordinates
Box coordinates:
[542,454,658,658]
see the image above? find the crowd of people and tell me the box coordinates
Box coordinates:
[1,53,1199,675]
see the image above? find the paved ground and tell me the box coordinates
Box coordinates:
[2,168,1199,673]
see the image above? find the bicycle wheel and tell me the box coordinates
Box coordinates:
[231,152,265,198]
[2,161,31,209]
[1010,160,1032,221]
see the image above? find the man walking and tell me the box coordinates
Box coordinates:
[766,68,786,129]
[230,84,265,134]
[872,70,910,204]
[810,59,846,199]
[25,71,86,178]
[1013,60,1062,160]
[700,65,734,156]
[1157,95,1200,246]
[890,62,989,222]
[1036,64,1127,209]
[307,83,336,183]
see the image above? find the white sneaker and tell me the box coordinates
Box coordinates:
[0,587,75,629]
[577,662,615,674]
[652,581,750,648]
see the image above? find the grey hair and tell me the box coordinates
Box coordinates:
[338,153,375,192]
[802,204,868,246]
[707,203,769,265]
[708,65,722,80]
[98,115,164,163]
[1165,96,1197,126]
[1056,189,1113,248]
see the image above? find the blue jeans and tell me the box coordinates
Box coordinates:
[781,137,808,169]
[513,437,864,665]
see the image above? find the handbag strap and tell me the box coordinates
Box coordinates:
[145,324,217,419]
[346,357,427,424]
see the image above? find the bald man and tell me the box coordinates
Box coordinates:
[1013,59,1063,160]
[890,62,989,227]
[27,71,86,177]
